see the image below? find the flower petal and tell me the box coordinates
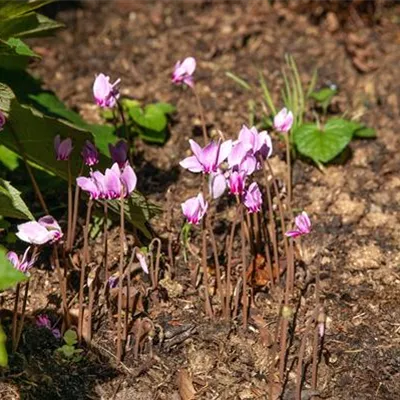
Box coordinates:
[179,156,203,173]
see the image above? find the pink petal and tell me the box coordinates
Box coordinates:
[76,177,99,198]
[93,73,111,100]
[181,57,196,75]
[121,165,137,196]
[7,252,19,268]
[136,251,149,274]
[104,167,122,199]
[189,139,203,160]
[16,221,52,245]
[209,172,227,199]
[217,139,233,165]
[284,230,302,238]
[200,141,219,171]
[179,155,203,173]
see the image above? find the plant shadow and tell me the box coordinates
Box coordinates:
[3,321,118,400]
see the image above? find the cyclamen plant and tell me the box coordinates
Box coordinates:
[173,56,323,399]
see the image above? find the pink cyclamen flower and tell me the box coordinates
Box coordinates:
[7,247,36,274]
[136,250,149,274]
[81,140,99,166]
[273,108,294,133]
[228,170,247,196]
[181,193,208,225]
[172,57,196,88]
[54,135,73,161]
[16,216,63,245]
[93,73,121,108]
[77,162,137,200]
[243,182,263,213]
[228,125,272,174]
[180,139,232,174]
[109,140,128,168]
[285,211,311,238]
[0,111,6,131]
[36,315,61,339]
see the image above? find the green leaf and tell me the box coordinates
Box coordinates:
[293,118,354,163]
[0,323,8,367]
[63,329,77,346]
[105,192,162,239]
[225,71,252,91]
[27,91,119,157]
[0,85,94,181]
[154,102,176,115]
[353,126,376,138]
[309,87,337,103]
[60,344,75,358]
[120,98,140,111]
[0,145,19,170]
[0,178,33,219]
[0,12,63,39]
[0,76,15,112]
[0,37,37,57]
[0,1,54,20]
[129,104,167,132]
[0,37,37,69]
[0,247,27,291]
[129,104,168,144]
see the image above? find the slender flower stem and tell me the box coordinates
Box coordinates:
[311,264,322,392]
[260,157,279,285]
[13,281,29,352]
[103,202,109,283]
[11,283,21,352]
[53,245,71,330]
[225,207,241,320]
[284,133,292,207]
[295,307,319,400]
[70,162,84,249]
[201,216,213,319]
[78,199,92,341]
[117,195,126,361]
[67,159,73,251]
[116,100,133,165]
[166,189,175,277]
[191,86,208,145]
[9,125,48,214]
[240,206,248,329]
[87,272,96,345]
[149,238,161,290]
[265,160,294,294]
[207,218,224,317]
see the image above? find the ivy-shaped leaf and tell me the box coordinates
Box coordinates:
[293,118,355,163]
[0,178,33,219]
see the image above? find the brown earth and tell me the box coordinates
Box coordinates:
[2,1,400,399]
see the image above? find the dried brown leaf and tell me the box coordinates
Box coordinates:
[177,369,196,400]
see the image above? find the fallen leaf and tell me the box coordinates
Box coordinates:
[177,369,196,400]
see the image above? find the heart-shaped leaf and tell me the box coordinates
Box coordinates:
[293,118,355,163]
[129,104,167,132]
[0,178,33,219]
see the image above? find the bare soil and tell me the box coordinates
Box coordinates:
[1,1,400,399]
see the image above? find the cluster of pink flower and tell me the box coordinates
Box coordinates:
[179,125,272,224]
[173,56,311,238]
